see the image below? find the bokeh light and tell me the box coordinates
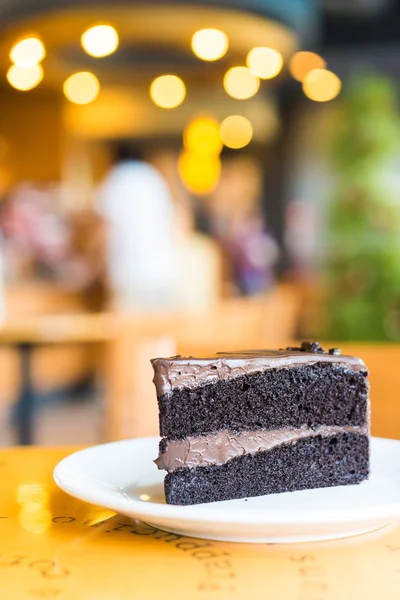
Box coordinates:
[184,116,222,155]
[220,115,253,149]
[7,64,43,91]
[246,47,283,80]
[150,75,186,109]
[81,25,119,57]
[10,37,46,67]
[17,483,49,504]
[191,28,229,61]
[179,151,221,195]
[63,72,100,104]
[223,67,260,100]
[289,51,326,82]
[303,68,341,102]
[17,484,51,535]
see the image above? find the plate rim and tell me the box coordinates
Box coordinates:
[53,436,400,526]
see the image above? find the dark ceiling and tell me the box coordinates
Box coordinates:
[321,1,400,47]
[0,0,316,40]
[1,0,398,50]
[318,0,400,79]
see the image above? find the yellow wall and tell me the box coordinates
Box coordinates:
[0,85,62,184]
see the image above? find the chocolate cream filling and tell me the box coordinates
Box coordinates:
[155,424,369,472]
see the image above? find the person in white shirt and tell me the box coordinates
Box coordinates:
[98,144,176,312]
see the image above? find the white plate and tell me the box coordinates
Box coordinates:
[54,436,400,544]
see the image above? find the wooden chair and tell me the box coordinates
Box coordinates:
[338,343,400,440]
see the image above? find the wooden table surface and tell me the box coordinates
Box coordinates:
[1,447,400,600]
[0,313,118,345]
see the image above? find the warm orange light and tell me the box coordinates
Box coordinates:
[247,47,283,80]
[191,29,228,61]
[220,115,253,149]
[223,66,260,100]
[184,116,222,155]
[7,64,43,91]
[289,51,326,82]
[81,25,119,57]
[302,68,341,102]
[63,72,100,104]
[178,151,221,195]
[10,37,46,67]
[150,75,186,109]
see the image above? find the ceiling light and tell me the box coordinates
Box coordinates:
[302,69,341,102]
[7,64,43,91]
[10,38,45,67]
[223,67,260,100]
[247,47,283,80]
[184,117,222,155]
[220,115,253,149]
[150,75,186,109]
[289,51,326,82]
[178,151,221,195]
[191,29,229,61]
[63,72,100,104]
[81,25,119,58]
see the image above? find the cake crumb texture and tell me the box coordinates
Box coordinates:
[159,363,369,439]
[164,433,369,505]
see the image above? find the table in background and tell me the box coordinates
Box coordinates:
[0,314,117,445]
[1,447,400,600]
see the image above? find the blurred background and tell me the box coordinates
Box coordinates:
[1,0,400,446]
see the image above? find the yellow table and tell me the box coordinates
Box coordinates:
[1,447,400,599]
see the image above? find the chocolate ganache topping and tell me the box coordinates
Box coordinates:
[151,342,367,397]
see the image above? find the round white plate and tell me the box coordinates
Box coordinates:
[54,436,400,544]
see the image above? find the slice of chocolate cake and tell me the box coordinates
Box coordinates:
[151,342,370,505]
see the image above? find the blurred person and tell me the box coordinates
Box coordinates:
[226,209,279,296]
[97,143,176,311]
[208,154,279,296]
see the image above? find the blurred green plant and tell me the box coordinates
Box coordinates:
[325,74,400,341]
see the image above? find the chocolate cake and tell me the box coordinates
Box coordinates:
[151,342,370,505]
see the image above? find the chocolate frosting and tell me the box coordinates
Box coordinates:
[155,424,369,472]
[151,348,367,397]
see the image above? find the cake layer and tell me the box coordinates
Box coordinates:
[157,363,369,439]
[164,432,369,505]
[156,424,368,472]
[152,349,366,396]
